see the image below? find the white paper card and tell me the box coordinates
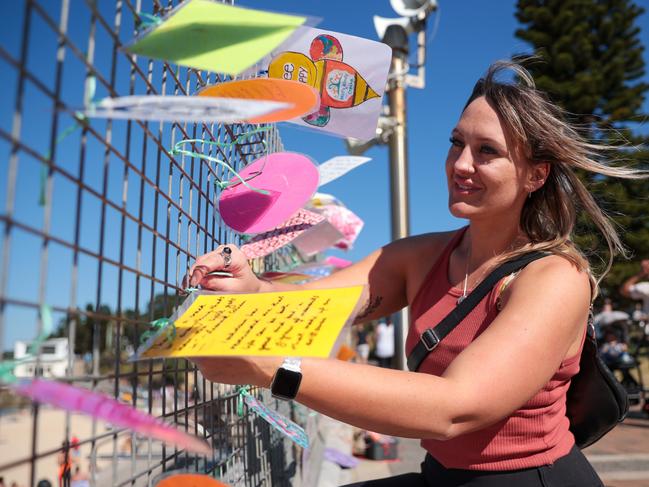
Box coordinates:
[86,95,291,123]
[318,156,372,187]
[291,220,345,259]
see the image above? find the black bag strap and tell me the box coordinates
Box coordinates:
[407,251,548,372]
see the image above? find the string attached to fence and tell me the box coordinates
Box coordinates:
[274,247,303,272]
[170,127,272,195]
[238,385,310,448]
[0,305,54,384]
[237,385,251,417]
[139,318,176,346]
[135,12,163,31]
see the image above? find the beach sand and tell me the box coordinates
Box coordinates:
[0,407,111,486]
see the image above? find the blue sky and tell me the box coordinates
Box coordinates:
[1,0,648,350]
[246,0,649,263]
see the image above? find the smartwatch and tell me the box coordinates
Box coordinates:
[270,357,302,400]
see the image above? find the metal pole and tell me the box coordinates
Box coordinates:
[383,26,411,370]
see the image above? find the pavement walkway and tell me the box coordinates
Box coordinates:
[316,408,649,487]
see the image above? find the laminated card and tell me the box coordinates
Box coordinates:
[133,286,365,360]
[126,0,308,75]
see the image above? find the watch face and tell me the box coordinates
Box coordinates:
[271,368,302,400]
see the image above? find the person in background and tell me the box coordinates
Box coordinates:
[632,302,647,323]
[186,61,647,486]
[620,259,649,315]
[354,325,371,364]
[56,441,72,487]
[70,466,90,487]
[600,331,633,366]
[592,298,629,342]
[374,319,395,368]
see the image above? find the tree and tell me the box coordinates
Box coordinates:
[54,303,113,355]
[514,0,649,303]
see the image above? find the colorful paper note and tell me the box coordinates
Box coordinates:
[11,379,211,455]
[310,192,342,207]
[133,287,365,360]
[324,256,353,269]
[240,209,324,259]
[199,78,319,123]
[292,262,337,279]
[219,152,319,234]
[318,204,364,250]
[324,447,360,468]
[243,392,309,448]
[85,95,291,124]
[251,26,391,139]
[318,156,372,187]
[156,473,230,487]
[291,221,345,259]
[126,0,307,75]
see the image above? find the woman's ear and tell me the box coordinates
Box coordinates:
[528,162,550,192]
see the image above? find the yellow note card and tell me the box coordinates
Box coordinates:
[136,286,365,359]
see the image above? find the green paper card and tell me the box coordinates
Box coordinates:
[127,0,307,75]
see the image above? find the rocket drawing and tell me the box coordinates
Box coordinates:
[268,34,380,127]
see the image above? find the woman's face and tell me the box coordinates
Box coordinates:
[445,96,541,223]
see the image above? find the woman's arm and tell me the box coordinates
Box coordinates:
[188,234,446,324]
[194,255,591,439]
[620,259,649,298]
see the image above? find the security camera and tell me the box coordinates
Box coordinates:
[344,115,396,156]
[389,0,437,18]
[373,15,413,40]
[345,137,378,157]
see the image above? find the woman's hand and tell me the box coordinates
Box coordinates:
[186,244,262,293]
[192,356,281,387]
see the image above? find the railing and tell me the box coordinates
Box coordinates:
[0,1,318,485]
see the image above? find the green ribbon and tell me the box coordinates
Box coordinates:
[237,385,251,417]
[139,318,176,346]
[136,12,163,31]
[170,127,272,195]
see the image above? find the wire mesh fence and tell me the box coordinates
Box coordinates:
[0,1,320,485]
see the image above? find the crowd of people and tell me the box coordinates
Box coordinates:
[352,319,395,368]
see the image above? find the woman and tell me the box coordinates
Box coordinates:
[187,62,645,485]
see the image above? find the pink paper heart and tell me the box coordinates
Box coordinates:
[219,152,319,234]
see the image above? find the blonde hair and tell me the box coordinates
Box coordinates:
[466,61,648,297]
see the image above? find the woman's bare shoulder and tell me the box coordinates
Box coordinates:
[388,229,459,262]
[388,229,461,301]
[504,253,591,311]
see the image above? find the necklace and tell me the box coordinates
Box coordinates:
[456,233,526,304]
[456,246,491,305]
[457,248,471,304]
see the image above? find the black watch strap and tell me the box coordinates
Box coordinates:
[407,251,548,372]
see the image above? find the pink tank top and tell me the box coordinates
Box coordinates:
[406,228,584,470]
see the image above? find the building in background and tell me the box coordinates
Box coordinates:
[13,338,69,379]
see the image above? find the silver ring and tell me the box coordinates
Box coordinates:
[220,247,232,268]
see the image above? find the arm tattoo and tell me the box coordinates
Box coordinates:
[354,294,383,323]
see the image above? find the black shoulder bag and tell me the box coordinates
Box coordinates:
[407,251,629,449]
